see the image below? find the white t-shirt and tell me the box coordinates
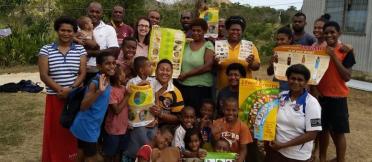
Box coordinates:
[126,76,155,88]
[276,90,322,160]
[87,21,119,67]
[172,125,187,150]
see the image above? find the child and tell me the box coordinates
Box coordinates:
[117,37,137,82]
[198,99,215,150]
[216,63,246,117]
[122,56,156,161]
[267,27,293,91]
[317,21,356,162]
[102,67,129,162]
[172,106,196,150]
[212,97,253,162]
[70,51,116,162]
[213,138,231,152]
[75,16,95,45]
[183,128,207,162]
[136,125,175,162]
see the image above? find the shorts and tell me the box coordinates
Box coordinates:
[102,133,129,156]
[319,96,350,133]
[77,139,97,157]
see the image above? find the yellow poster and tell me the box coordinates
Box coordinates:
[273,45,329,85]
[199,7,219,38]
[128,84,155,127]
[239,79,279,141]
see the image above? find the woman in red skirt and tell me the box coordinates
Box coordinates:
[38,16,87,162]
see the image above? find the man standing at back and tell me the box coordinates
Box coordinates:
[180,11,193,38]
[84,2,119,83]
[110,5,134,46]
[292,12,316,45]
[148,10,161,26]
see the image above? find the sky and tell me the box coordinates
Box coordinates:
[231,0,303,9]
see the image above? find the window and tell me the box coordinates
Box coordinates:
[325,0,368,34]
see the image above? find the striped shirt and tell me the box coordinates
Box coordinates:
[39,42,86,94]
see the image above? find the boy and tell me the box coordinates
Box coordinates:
[212,97,253,162]
[214,139,231,152]
[198,99,215,150]
[267,27,293,91]
[70,51,116,162]
[217,63,246,117]
[117,37,137,82]
[76,16,94,42]
[318,21,356,162]
[172,106,196,150]
[122,56,156,161]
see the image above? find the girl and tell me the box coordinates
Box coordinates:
[183,128,207,162]
[116,37,137,82]
[102,67,129,162]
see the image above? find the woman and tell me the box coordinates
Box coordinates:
[38,16,87,162]
[134,17,152,58]
[312,14,331,47]
[177,18,214,112]
[215,16,260,90]
[265,64,321,162]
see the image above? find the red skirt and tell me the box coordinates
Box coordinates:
[42,95,77,162]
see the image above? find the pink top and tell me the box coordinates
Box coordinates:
[105,86,128,135]
[135,43,149,58]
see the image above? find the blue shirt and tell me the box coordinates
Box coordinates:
[293,32,316,46]
[38,42,86,94]
[70,79,111,142]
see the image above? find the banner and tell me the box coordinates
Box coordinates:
[128,84,155,127]
[215,40,253,62]
[205,152,237,162]
[199,7,219,38]
[148,27,186,78]
[239,79,279,141]
[273,45,329,85]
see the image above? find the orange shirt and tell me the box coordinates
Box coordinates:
[317,43,354,97]
[217,42,260,90]
[212,118,253,153]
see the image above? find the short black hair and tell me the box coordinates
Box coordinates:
[184,128,203,151]
[133,56,149,74]
[158,125,175,137]
[201,99,215,110]
[277,26,293,40]
[157,59,173,70]
[54,16,78,32]
[223,97,238,108]
[225,63,246,77]
[294,12,307,20]
[285,64,311,81]
[96,51,115,65]
[225,16,246,31]
[190,18,208,32]
[181,11,194,19]
[181,106,196,116]
[122,36,138,47]
[323,21,341,32]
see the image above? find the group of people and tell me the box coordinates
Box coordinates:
[38,1,356,162]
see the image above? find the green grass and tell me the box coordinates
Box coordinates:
[0,65,38,74]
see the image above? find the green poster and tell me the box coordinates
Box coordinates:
[204,152,237,162]
[148,26,186,78]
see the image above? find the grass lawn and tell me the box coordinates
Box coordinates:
[0,65,38,75]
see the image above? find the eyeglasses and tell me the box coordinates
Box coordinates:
[138,24,149,28]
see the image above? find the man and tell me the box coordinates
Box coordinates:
[217,18,226,40]
[148,10,161,26]
[180,11,193,38]
[84,2,119,83]
[292,12,316,45]
[110,5,134,46]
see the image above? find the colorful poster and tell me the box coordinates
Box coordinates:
[273,45,330,85]
[239,79,280,141]
[204,152,237,162]
[214,40,253,62]
[148,26,186,78]
[128,84,155,127]
[199,7,219,38]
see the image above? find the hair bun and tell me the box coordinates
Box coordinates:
[321,13,331,21]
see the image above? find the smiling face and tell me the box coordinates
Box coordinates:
[287,73,307,93]
[313,21,325,39]
[223,100,238,123]
[227,70,242,88]
[276,33,292,46]
[156,62,172,85]
[98,56,117,76]
[188,134,201,152]
[191,26,205,42]
[122,40,137,60]
[227,24,242,43]
[57,23,75,44]
[200,103,214,118]
[148,11,160,26]
[137,19,150,37]
[112,6,124,23]
[181,108,196,129]
[323,26,340,47]
[154,131,173,150]
[87,3,102,26]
